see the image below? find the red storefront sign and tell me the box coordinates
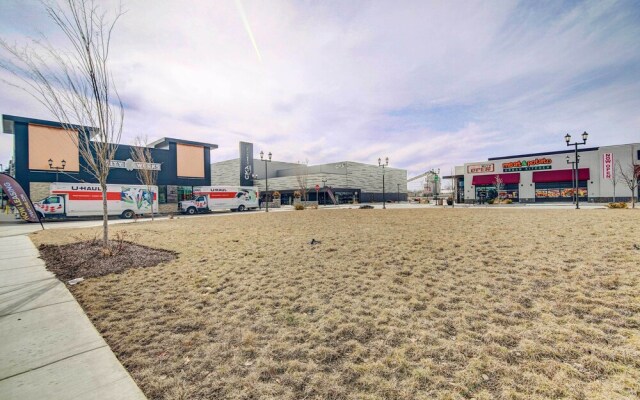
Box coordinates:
[602,153,613,180]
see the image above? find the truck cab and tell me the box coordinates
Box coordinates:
[178,195,209,215]
[33,195,66,219]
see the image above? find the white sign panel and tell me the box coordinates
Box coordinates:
[110,158,161,171]
[602,153,613,180]
[466,163,494,174]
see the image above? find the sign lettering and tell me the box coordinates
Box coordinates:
[602,153,613,180]
[502,158,552,172]
[110,158,161,171]
[467,163,494,174]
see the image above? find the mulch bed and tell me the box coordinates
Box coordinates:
[38,240,177,282]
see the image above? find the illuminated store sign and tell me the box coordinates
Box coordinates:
[502,158,552,172]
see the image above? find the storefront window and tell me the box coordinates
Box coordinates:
[535,181,587,200]
[475,183,519,202]
[177,186,193,201]
[158,185,167,204]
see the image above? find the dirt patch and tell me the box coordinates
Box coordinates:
[38,240,176,281]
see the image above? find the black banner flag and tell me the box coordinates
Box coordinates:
[0,173,43,227]
[239,142,254,186]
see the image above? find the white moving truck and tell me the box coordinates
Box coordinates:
[33,183,158,220]
[178,186,259,214]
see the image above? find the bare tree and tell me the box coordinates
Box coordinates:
[130,136,158,220]
[493,175,504,204]
[611,162,620,203]
[0,0,124,252]
[296,160,309,201]
[617,159,639,208]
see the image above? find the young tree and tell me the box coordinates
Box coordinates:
[611,162,620,203]
[130,136,159,220]
[296,160,309,201]
[0,0,124,252]
[617,159,639,208]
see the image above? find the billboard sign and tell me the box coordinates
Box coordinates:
[602,153,613,180]
[239,142,254,186]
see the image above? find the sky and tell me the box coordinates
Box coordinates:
[1,0,639,189]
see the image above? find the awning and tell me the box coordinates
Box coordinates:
[532,168,590,183]
[471,173,520,185]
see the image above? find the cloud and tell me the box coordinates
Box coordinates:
[1,0,638,186]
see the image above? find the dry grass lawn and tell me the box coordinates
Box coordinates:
[31,208,640,400]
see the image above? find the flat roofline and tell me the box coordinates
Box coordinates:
[151,137,218,150]
[2,114,95,133]
[487,147,600,161]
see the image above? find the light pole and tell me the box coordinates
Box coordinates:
[433,168,440,204]
[564,132,588,209]
[260,151,272,212]
[48,158,66,182]
[378,157,389,209]
[251,173,260,208]
[566,155,579,204]
[321,178,327,205]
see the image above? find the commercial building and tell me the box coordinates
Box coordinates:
[212,143,407,204]
[2,115,217,213]
[451,143,639,203]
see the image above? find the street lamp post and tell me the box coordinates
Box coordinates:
[564,132,588,209]
[378,157,389,209]
[565,155,580,204]
[260,151,272,212]
[48,158,66,182]
[321,178,327,205]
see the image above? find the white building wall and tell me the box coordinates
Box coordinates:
[461,143,639,202]
[211,159,408,200]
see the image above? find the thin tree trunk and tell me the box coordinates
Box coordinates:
[102,184,108,251]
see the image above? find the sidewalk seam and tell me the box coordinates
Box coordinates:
[0,299,75,318]
[0,344,108,382]
[0,277,56,289]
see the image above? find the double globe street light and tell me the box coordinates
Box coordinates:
[564,131,588,209]
[48,158,66,182]
[378,157,389,209]
[260,150,272,212]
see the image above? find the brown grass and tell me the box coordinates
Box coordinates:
[30,209,640,400]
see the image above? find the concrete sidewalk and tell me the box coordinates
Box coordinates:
[0,235,146,400]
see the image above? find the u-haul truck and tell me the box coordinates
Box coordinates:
[178,186,259,214]
[33,183,158,220]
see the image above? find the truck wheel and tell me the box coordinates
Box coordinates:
[36,212,45,221]
[237,205,245,212]
[187,207,197,215]
[121,210,135,219]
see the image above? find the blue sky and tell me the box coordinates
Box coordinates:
[1,0,639,188]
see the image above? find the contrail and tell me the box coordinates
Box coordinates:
[234,0,262,63]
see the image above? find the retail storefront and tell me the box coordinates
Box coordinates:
[454,143,639,204]
[2,115,217,213]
